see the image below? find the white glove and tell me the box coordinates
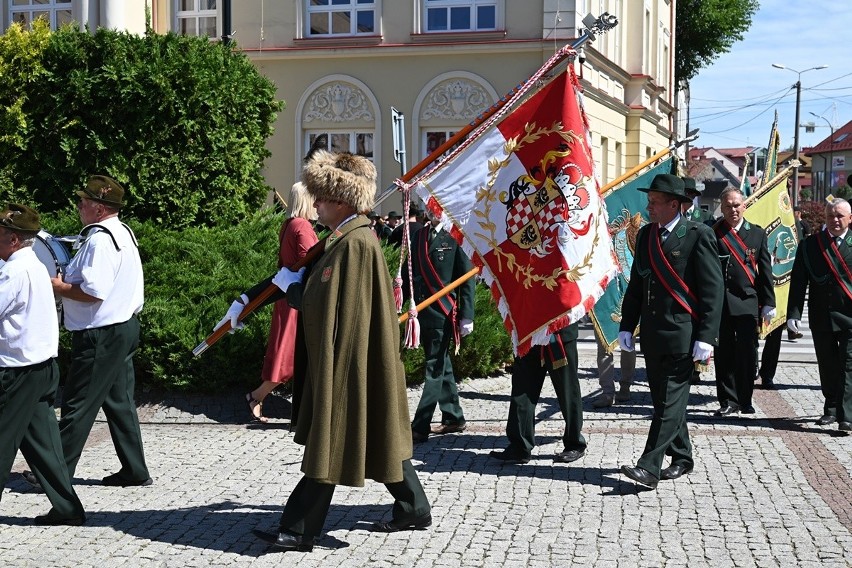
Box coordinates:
[787,318,801,334]
[214,294,249,333]
[272,266,306,293]
[459,319,474,337]
[692,340,713,362]
[618,331,635,352]
[760,306,776,326]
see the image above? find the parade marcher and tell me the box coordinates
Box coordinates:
[0,204,86,526]
[245,182,318,423]
[711,188,775,416]
[787,198,852,433]
[593,342,636,407]
[619,174,723,488]
[682,177,711,223]
[405,210,475,443]
[222,150,431,552]
[386,210,403,231]
[50,176,150,486]
[388,207,424,249]
[490,323,587,465]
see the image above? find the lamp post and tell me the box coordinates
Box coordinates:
[771,63,829,207]
[809,111,835,201]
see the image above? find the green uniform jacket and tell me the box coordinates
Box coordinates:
[402,226,475,329]
[620,217,723,353]
[788,230,852,332]
[713,220,775,317]
[286,216,413,487]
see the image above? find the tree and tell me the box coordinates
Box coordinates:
[0,21,284,229]
[676,0,760,86]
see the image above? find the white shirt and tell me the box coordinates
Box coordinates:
[62,216,144,330]
[0,247,59,367]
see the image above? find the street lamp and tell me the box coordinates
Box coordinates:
[771,63,829,206]
[809,111,835,201]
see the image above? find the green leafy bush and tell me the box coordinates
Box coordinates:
[1,21,283,229]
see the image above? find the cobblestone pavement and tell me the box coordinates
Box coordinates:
[2,353,851,567]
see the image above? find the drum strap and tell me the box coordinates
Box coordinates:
[80,223,139,250]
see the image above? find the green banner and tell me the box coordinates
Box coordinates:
[591,157,676,350]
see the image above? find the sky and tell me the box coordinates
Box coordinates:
[687,0,852,152]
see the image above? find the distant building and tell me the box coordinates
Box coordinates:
[803,119,852,202]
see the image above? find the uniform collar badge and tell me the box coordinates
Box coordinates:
[321,266,333,282]
[676,225,687,238]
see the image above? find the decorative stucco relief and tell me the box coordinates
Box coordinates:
[421,79,491,121]
[303,82,373,123]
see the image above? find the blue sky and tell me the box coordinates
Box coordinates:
[687,0,851,151]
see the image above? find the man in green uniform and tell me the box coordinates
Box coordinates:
[0,203,86,525]
[619,174,723,488]
[489,324,587,465]
[229,150,431,552]
[681,177,712,223]
[406,211,475,443]
[787,198,852,433]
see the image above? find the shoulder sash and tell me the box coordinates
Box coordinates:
[648,222,698,320]
[714,222,756,285]
[414,229,456,317]
[817,230,852,301]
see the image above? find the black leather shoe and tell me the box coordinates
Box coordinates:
[553,449,585,463]
[816,414,837,426]
[714,404,740,417]
[430,422,467,435]
[740,406,756,415]
[660,463,693,480]
[21,470,43,492]
[273,531,314,551]
[412,430,429,444]
[620,465,658,489]
[839,421,852,433]
[371,513,432,532]
[102,473,153,487]
[34,510,86,526]
[761,377,775,390]
[690,371,701,385]
[489,449,530,464]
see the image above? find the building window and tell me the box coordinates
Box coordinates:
[422,130,461,160]
[423,0,500,32]
[9,0,72,29]
[306,0,376,37]
[307,131,374,159]
[177,0,218,38]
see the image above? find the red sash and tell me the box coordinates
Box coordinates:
[817,230,852,301]
[648,222,698,320]
[714,221,756,285]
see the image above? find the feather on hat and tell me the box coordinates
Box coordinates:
[301,150,376,213]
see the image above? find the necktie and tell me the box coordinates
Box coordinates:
[659,227,669,241]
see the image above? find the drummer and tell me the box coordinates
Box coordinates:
[0,203,86,525]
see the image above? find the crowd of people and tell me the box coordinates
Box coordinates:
[2,157,850,553]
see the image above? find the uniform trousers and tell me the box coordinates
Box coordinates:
[812,328,852,421]
[758,326,783,381]
[636,352,694,478]
[596,343,636,396]
[0,359,84,518]
[411,319,465,434]
[59,315,149,480]
[278,460,431,538]
[714,312,759,408]
[505,338,586,457]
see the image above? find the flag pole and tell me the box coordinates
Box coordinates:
[374,12,619,208]
[398,266,481,324]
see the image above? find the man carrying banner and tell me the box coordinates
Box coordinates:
[787,198,852,433]
[711,188,775,417]
[618,174,723,488]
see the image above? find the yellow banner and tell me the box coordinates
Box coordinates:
[744,168,796,338]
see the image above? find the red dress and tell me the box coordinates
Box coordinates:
[260,217,318,383]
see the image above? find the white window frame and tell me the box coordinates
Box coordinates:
[9,0,72,30]
[422,0,502,33]
[421,129,461,161]
[306,130,375,160]
[305,0,378,38]
[176,0,219,39]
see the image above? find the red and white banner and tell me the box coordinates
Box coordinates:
[411,67,617,355]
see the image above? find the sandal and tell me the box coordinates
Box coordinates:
[245,393,268,424]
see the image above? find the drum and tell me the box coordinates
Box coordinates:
[33,230,73,278]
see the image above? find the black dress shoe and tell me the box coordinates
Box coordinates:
[620,465,658,488]
[839,421,852,433]
[22,470,44,492]
[761,377,775,390]
[553,449,585,463]
[489,449,530,464]
[102,473,153,487]
[371,513,432,532]
[412,430,429,444]
[252,529,315,552]
[34,510,86,526]
[660,463,693,480]
[740,405,756,415]
[816,414,837,426]
[714,404,740,417]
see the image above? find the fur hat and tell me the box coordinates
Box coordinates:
[302,150,376,213]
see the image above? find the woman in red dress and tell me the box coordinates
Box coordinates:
[246,182,318,422]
